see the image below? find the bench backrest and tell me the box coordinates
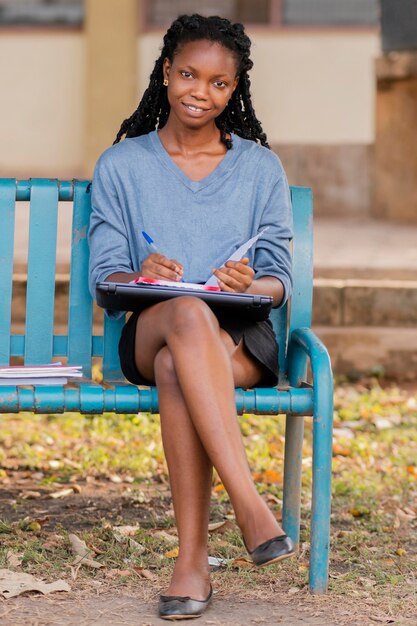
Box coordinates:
[0,179,312,383]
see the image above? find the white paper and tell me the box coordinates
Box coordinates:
[204,227,269,287]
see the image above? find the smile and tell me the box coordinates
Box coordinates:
[182,103,208,113]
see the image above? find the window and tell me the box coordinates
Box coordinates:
[283,0,379,26]
[0,0,83,26]
[145,0,379,28]
[147,0,270,26]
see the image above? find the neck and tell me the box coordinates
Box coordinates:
[159,118,223,155]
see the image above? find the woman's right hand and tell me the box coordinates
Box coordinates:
[141,253,184,282]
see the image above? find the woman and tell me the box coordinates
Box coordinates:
[89,14,294,620]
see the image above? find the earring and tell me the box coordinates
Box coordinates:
[163,79,169,87]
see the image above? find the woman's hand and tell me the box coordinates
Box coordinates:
[213,257,254,293]
[141,253,184,282]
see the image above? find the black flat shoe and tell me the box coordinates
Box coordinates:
[246,534,295,567]
[158,586,213,621]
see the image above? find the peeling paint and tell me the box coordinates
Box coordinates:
[73,225,87,246]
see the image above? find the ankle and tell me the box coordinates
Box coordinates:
[235,499,284,552]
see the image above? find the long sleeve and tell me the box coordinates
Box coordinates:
[88,154,134,298]
[253,167,293,307]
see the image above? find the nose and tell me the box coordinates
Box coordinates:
[190,80,209,101]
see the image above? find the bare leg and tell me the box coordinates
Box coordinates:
[154,346,212,599]
[134,297,284,595]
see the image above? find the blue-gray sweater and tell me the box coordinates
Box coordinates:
[88,131,293,313]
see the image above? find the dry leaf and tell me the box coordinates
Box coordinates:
[49,488,76,499]
[208,520,234,534]
[288,586,301,594]
[21,491,42,500]
[0,569,70,599]
[396,548,407,556]
[152,530,178,544]
[164,547,179,558]
[113,525,141,540]
[133,566,157,581]
[68,533,104,569]
[6,552,23,568]
[230,557,253,569]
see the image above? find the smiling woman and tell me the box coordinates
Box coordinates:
[88,13,294,621]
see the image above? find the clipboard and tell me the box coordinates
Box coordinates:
[96,281,273,322]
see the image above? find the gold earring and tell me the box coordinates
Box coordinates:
[163,79,169,87]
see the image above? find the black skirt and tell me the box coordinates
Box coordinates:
[118,306,279,388]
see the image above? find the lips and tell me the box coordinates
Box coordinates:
[182,103,209,113]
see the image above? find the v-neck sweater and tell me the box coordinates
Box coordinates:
[88,130,293,316]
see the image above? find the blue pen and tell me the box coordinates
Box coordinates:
[142,231,184,281]
[142,230,159,253]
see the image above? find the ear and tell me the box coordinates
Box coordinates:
[163,57,171,82]
[231,76,239,93]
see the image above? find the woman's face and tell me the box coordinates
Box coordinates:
[163,39,239,130]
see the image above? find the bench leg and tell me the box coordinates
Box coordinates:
[309,387,333,593]
[282,415,304,546]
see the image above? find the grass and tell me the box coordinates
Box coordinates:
[0,380,417,624]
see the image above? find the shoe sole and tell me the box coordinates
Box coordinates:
[160,614,202,620]
[255,549,295,567]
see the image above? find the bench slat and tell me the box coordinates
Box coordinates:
[24,179,59,365]
[289,187,313,336]
[103,315,125,382]
[0,179,16,365]
[67,181,94,376]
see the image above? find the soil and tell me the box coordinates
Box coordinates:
[0,473,414,626]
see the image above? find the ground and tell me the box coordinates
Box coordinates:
[1,380,417,626]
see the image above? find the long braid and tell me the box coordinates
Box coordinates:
[114,14,269,150]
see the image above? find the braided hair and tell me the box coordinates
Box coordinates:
[114,14,269,149]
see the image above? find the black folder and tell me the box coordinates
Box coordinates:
[96,282,273,322]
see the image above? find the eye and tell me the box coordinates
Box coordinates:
[214,80,227,89]
[180,71,193,79]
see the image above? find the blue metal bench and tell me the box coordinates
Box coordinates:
[0,178,333,593]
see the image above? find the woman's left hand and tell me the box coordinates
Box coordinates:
[213,257,255,293]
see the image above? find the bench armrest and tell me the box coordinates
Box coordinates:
[287,327,333,392]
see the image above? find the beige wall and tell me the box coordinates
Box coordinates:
[139,30,380,145]
[0,29,379,177]
[0,33,85,178]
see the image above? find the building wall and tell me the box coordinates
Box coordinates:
[1,29,379,215]
[0,32,86,178]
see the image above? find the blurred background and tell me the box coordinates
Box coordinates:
[1,0,417,379]
[1,0,417,221]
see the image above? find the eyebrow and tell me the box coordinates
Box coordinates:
[181,65,232,79]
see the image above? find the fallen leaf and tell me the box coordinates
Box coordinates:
[49,488,76,499]
[106,568,133,579]
[6,552,23,568]
[18,517,49,532]
[0,569,70,599]
[351,506,370,518]
[21,491,42,499]
[128,538,145,554]
[332,443,352,457]
[113,525,141,540]
[152,530,178,544]
[164,547,179,558]
[133,566,158,581]
[396,548,407,556]
[230,557,253,569]
[68,533,104,569]
[208,520,234,534]
[288,586,301,594]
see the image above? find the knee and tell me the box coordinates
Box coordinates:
[154,346,177,386]
[169,297,218,336]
